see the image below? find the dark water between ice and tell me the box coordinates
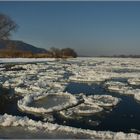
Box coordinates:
[64,82,140,133]
[1,81,140,134]
[0,87,44,122]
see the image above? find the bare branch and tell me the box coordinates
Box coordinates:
[0,13,18,40]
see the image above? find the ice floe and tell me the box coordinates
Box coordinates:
[0,114,139,139]
[134,93,140,102]
[59,94,120,120]
[60,102,103,118]
[18,92,79,114]
[104,81,133,94]
[84,94,121,107]
[128,78,140,86]
[104,80,140,99]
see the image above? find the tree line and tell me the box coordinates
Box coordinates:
[48,47,77,58]
[0,48,77,58]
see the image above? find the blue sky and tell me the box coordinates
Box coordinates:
[0,1,140,56]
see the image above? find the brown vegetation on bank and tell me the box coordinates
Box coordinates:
[0,47,77,58]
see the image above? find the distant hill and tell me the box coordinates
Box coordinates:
[0,40,77,58]
[0,40,48,54]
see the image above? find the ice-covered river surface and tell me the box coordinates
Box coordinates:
[0,57,140,139]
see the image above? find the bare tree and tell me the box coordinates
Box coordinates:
[50,47,61,58]
[0,13,18,40]
[61,48,77,58]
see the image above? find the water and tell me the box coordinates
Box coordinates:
[0,87,44,121]
[96,96,140,133]
[1,81,140,133]
[65,82,99,95]
[64,82,140,133]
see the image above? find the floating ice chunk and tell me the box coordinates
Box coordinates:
[29,85,43,91]
[114,132,138,140]
[84,95,121,107]
[60,102,103,119]
[126,89,140,96]
[128,78,140,86]
[15,87,30,95]
[18,92,78,114]
[69,71,109,83]
[134,92,140,102]
[104,81,134,95]
[0,114,139,139]
[72,103,103,116]
[104,80,140,100]
[2,81,11,88]
[60,94,120,119]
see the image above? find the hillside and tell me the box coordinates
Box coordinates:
[0,40,77,58]
[0,40,48,54]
